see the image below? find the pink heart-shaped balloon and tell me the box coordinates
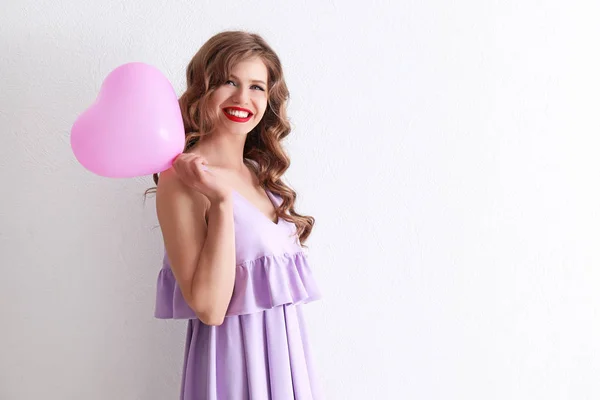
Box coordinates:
[71,62,185,178]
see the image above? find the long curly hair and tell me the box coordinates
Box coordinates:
[148,30,315,246]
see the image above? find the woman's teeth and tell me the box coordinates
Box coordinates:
[226,109,250,118]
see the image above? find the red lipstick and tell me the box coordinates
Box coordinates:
[223,107,253,123]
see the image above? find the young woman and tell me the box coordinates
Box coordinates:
[152,30,323,399]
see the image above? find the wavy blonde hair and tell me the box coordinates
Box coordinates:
[148,30,314,246]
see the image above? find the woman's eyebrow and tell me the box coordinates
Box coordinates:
[229,74,266,86]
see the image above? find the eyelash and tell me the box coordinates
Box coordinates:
[225,80,265,91]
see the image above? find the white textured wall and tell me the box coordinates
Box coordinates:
[1,1,599,399]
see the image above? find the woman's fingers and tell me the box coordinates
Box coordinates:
[171,153,210,188]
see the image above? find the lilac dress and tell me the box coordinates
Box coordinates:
[154,189,323,399]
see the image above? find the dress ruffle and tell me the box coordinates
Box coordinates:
[154,251,321,319]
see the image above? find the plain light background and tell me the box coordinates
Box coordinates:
[1,0,599,399]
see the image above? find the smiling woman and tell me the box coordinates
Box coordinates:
[149,30,324,400]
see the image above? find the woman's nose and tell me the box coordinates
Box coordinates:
[232,87,250,105]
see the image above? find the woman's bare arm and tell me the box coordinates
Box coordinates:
[156,168,236,326]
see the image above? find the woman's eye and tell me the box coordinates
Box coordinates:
[225,80,264,91]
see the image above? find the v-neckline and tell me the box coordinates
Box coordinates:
[232,188,280,226]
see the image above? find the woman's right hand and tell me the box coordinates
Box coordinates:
[171,153,232,203]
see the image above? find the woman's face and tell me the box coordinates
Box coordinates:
[209,57,269,136]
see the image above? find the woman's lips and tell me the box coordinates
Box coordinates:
[223,109,252,123]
